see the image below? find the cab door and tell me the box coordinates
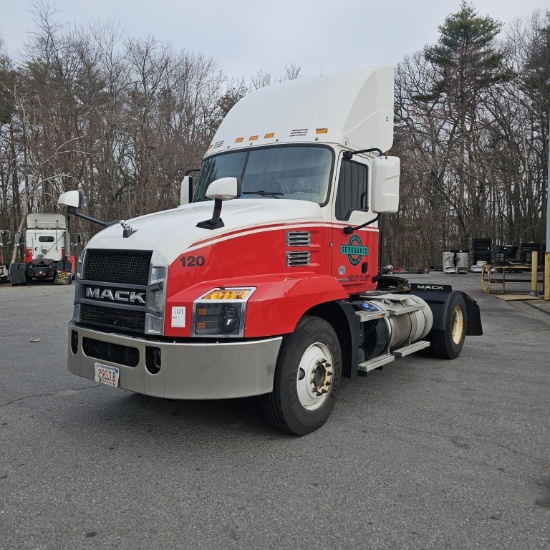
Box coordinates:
[331,157,379,293]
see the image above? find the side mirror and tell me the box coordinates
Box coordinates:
[58,190,110,228]
[206,177,241,201]
[58,190,83,209]
[371,156,400,214]
[197,177,241,230]
[180,176,192,205]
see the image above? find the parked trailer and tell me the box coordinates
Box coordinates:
[59,65,482,435]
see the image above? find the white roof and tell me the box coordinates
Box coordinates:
[207,65,395,156]
[27,213,66,229]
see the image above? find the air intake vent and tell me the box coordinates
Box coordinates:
[286,231,311,247]
[212,141,224,148]
[80,303,146,333]
[289,129,308,137]
[286,251,310,267]
[84,250,152,285]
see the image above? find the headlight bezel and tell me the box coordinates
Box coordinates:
[191,287,256,338]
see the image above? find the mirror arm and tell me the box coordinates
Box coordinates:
[67,206,118,228]
[196,198,224,230]
[343,214,380,234]
[343,147,384,159]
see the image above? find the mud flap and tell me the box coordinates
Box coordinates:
[9,264,28,285]
[462,292,483,336]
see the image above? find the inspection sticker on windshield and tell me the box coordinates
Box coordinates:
[94,363,119,387]
[171,306,186,328]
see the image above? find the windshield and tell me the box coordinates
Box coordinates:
[193,145,333,204]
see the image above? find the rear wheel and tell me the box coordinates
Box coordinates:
[430,292,467,359]
[262,316,342,436]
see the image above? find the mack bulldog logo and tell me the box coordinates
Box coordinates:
[85,287,146,304]
[340,235,368,266]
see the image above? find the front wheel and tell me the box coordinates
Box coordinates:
[430,292,467,359]
[262,316,342,436]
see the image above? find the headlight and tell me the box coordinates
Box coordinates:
[76,249,87,280]
[73,250,87,322]
[145,251,168,335]
[192,287,255,337]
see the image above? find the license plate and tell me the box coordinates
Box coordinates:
[94,363,120,387]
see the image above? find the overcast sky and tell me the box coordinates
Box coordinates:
[1,0,547,81]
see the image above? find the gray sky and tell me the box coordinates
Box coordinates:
[0,0,547,80]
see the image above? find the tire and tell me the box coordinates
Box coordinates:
[262,316,342,436]
[430,292,467,359]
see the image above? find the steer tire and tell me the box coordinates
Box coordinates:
[262,316,342,436]
[430,292,467,359]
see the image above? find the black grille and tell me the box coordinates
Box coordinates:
[84,250,152,285]
[81,303,146,333]
[82,337,139,367]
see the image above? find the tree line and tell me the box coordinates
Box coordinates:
[389,3,549,267]
[0,2,549,267]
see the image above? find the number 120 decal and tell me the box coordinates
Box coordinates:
[180,255,205,267]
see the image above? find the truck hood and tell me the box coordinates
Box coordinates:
[86,199,324,263]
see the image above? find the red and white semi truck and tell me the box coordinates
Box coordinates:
[58,65,482,435]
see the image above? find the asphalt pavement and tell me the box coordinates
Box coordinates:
[0,273,549,549]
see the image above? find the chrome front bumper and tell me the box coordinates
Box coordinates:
[68,321,282,399]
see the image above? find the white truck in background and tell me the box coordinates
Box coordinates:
[9,213,75,285]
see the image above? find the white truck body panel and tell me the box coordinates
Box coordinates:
[207,65,395,156]
[26,214,67,230]
[86,198,326,263]
[26,214,67,262]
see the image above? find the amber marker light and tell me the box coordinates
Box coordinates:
[249,135,259,141]
[264,132,275,139]
[202,289,251,300]
[235,137,244,143]
[316,128,328,134]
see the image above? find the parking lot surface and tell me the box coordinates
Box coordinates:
[1,273,549,549]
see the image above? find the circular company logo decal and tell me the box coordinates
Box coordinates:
[340,235,369,266]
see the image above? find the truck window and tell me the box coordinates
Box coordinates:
[194,145,333,204]
[193,151,247,201]
[335,159,368,220]
[38,236,55,242]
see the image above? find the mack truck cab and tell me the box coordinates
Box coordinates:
[59,65,482,435]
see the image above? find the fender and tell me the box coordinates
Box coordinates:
[166,272,348,338]
[410,289,483,336]
[244,274,349,337]
[306,299,360,381]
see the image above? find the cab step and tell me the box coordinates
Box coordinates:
[358,341,431,373]
[392,340,431,357]
[358,354,395,373]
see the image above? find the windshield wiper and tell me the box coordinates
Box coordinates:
[244,190,283,198]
